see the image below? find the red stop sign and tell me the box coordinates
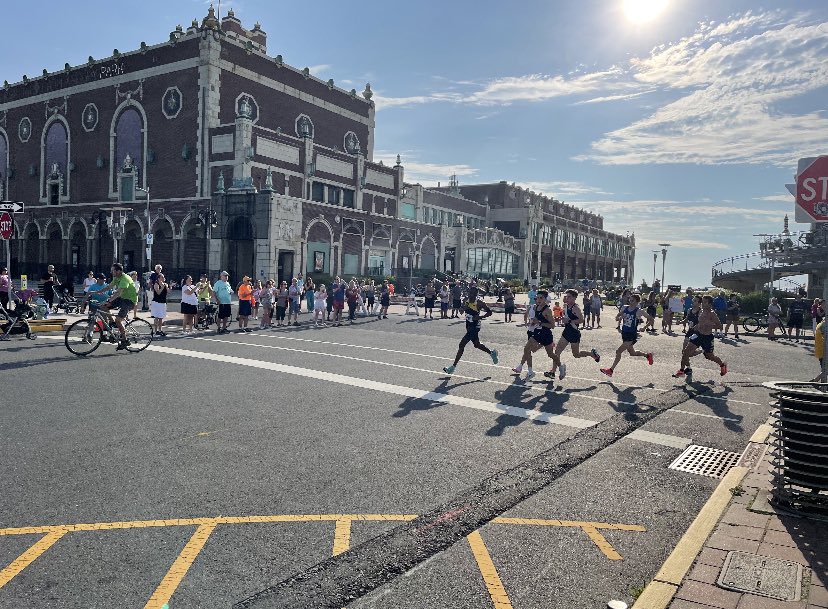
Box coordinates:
[0,212,12,240]
[796,156,828,222]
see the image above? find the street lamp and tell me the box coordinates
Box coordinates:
[104,207,130,266]
[136,186,150,310]
[652,251,659,288]
[194,204,218,275]
[408,243,420,291]
[658,243,671,289]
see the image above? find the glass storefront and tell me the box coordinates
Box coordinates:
[465,247,518,277]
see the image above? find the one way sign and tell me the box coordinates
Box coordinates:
[0,201,24,213]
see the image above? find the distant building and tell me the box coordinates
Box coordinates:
[0,6,633,286]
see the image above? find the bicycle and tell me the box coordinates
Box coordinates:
[741,315,785,335]
[64,300,153,356]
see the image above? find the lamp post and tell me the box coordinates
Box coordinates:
[104,207,130,266]
[194,204,218,276]
[136,186,150,309]
[408,243,420,291]
[658,243,671,289]
[652,251,659,288]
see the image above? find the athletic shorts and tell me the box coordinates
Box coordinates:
[291,300,300,314]
[452,299,462,309]
[531,327,554,347]
[583,304,591,316]
[181,302,198,315]
[726,313,739,322]
[689,333,715,353]
[425,297,435,308]
[367,297,375,305]
[238,300,252,317]
[218,303,232,319]
[463,325,481,343]
[621,331,638,345]
[788,316,803,329]
[111,298,134,319]
[561,324,581,344]
[441,302,449,311]
[646,306,657,317]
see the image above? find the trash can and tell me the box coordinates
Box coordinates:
[766,382,828,517]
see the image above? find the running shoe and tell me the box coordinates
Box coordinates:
[600,368,613,377]
[558,363,567,380]
[672,369,685,378]
[720,363,728,376]
[490,350,499,365]
[591,348,600,363]
[646,353,654,366]
[116,340,129,351]
[685,368,693,381]
[443,365,455,375]
[525,370,536,380]
[543,370,555,379]
[511,367,523,375]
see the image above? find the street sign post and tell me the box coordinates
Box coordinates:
[794,156,828,381]
[1,212,11,285]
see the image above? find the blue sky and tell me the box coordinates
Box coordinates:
[3,0,826,288]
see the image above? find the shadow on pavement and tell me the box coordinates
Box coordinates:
[391,375,491,419]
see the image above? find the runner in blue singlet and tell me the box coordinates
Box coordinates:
[544,289,600,381]
[443,286,498,375]
[600,293,654,377]
[511,290,558,380]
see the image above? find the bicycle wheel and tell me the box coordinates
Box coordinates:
[65,319,103,356]
[742,316,761,334]
[124,318,153,352]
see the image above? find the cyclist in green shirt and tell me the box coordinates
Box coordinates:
[88,263,137,350]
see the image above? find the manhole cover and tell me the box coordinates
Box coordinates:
[669,444,741,479]
[718,551,803,601]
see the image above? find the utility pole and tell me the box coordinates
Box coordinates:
[652,251,659,287]
[658,243,671,289]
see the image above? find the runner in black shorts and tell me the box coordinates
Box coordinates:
[512,290,557,380]
[673,295,727,381]
[545,289,600,380]
[600,294,654,377]
[443,286,498,374]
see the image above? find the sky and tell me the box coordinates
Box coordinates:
[2,0,826,289]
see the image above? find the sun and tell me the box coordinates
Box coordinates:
[623,0,669,24]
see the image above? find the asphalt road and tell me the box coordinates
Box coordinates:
[0,304,819,609]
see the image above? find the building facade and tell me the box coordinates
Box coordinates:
[0,6,632,287]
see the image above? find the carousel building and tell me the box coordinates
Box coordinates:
[0,6,633,286]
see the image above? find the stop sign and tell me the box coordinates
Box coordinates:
[795,156,828,223]
[0,212,12,240]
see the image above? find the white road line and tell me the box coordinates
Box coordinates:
[238,332,764,406]
[672,409,741,423]
[191,336,644,409]
[145,342,697,448]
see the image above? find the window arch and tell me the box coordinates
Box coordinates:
[41,116,70,204]
[0,129,7,200]
[109,101,147,199]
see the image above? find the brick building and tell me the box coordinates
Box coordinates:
[0,6,632,287]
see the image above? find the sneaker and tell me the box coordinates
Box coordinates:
[685,368,693,381]
[646,353,654,366]
[591,348,600,363]
[543,370,555,379]
[511,366,523,375]
[116,340,129,351]
[558,363,567,380]
[600,368,613,377]
[490,350,499,365]
[525,370,536,380]
[720,363,728,376]
[672,369,685,378]
[443,365,455,375]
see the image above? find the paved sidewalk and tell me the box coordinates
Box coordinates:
[634,423,828,609]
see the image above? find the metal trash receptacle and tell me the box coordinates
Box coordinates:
[766,382,828,518]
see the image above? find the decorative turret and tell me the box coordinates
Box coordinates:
[362,83,373,101]
[202,4,220,30]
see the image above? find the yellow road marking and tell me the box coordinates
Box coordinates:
[467,530,513,609]
[143,522,216,609]
[0,528,67,589]
[332,518,352,556]
[579,525,622,560]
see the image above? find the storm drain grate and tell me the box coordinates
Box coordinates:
[669,444,741,479]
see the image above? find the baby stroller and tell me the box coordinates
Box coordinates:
[196,301,217,330]
[0,289,36,340]
[52,284,80,314]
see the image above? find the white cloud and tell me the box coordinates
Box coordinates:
[373,152,478,185]
[517,181,612,197]
[754,194,794,202]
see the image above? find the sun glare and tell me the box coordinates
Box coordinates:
[623,0,669,24]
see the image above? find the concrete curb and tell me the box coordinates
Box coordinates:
[631,423,774,609]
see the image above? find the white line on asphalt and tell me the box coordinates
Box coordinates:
[672,409,741,423]
[191,335,645,409]
[147,343,597,430]
[233,332,764,407]
[145,342,696,448]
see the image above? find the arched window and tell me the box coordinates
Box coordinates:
[111,104,145,200]
[0,131,7,200]
[42,119,70,204]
